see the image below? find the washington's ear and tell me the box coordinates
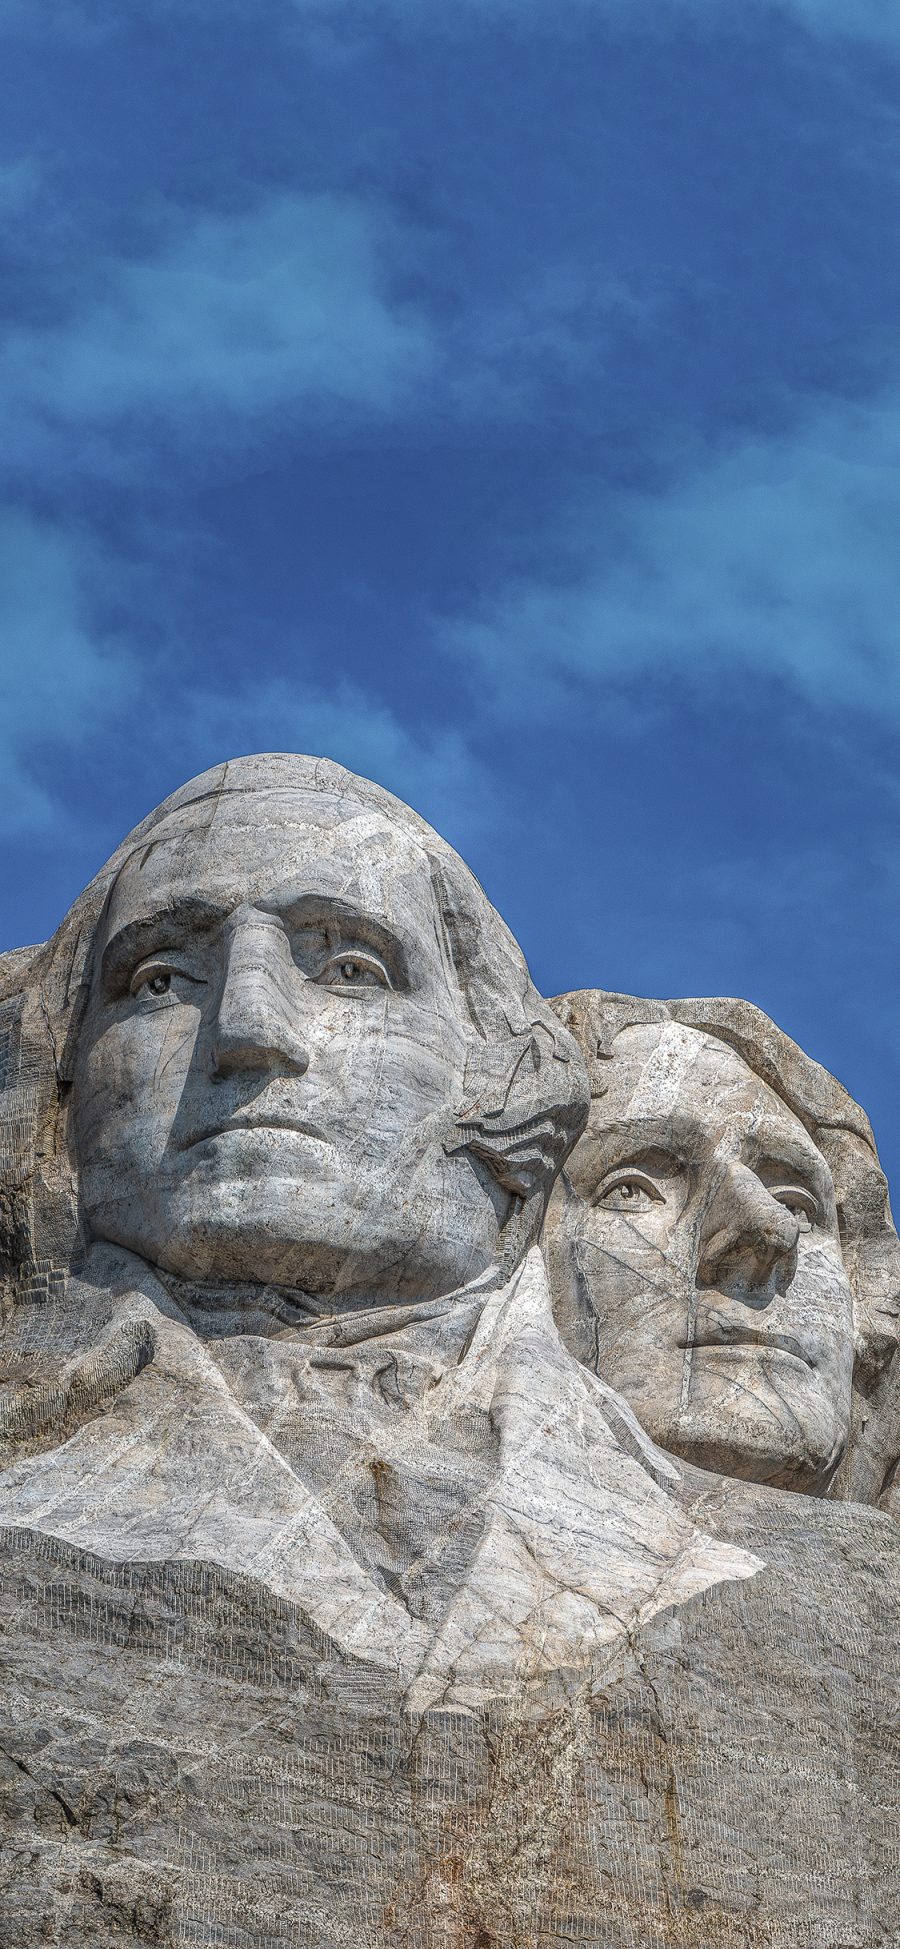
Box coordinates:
[0,940,84,1290]
[429,856,590,1218]
[451,1021,589,1199]
[55,915,107,1085]
[550,990,670,1099]
[0,985,32,1279]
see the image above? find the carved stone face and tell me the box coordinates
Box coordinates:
[73,789,509,1305]
[552,1021,855,1493]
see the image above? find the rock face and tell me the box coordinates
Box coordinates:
[0,757,898,1948]
[546,990,900,1511]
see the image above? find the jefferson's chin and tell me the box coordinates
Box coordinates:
[671,1357,849,1492]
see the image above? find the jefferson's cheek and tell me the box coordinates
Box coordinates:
[783,1247,855,1378]
[577,1227,669,1319]
[584,1211,685,1279]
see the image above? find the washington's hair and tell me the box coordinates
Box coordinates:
[551,988,900,1509]
[0,756,589,1309]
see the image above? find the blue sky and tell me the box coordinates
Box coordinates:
[2,0,900,1181]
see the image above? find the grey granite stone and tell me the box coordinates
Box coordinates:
[0,762,896,1946]
[547,990,900,1508]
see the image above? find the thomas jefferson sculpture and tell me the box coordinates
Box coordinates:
[547,989,900,1507]
[0,758,751,1706]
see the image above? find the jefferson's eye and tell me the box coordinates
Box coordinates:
[771,1187,818,1232]
[595,1170,664,1212]
[319,952,390,990]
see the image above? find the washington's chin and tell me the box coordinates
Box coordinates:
[129,1202,411,1291]
[84,1190,501,1303]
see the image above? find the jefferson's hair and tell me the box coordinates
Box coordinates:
[0,756,589,1298]
[551,987,900,1508]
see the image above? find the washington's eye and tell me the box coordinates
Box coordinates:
[595,1169,664,1212]
[130,968,175,1000]
[771,1187,819,1232]
[319,951,390,990]
[128,960,203,1002]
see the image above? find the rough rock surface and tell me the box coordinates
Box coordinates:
[0,759,897,1947]
[546,989,900,1509]
[1,1487,898,1947]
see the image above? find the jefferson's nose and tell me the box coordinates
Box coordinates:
[697,1161,800,1290]
[210,908,309,1080]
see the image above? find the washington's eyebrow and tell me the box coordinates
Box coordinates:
[261,892,410,985]
[100,898,227,991]
[99,892,411,993]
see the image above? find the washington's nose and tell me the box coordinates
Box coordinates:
[210,908,309,1080]
[697,1161,800,1290]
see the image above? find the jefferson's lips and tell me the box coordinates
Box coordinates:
[683,1331,814,1370]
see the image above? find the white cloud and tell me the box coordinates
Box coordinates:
[0,511,138,834]
[0,509,493,851]
[440,379,900,728]
[0,191,435,478]
[161,674,496,853]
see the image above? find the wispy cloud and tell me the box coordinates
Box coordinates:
[0,190,435,482]
[0,158,41,215]
[0,509,493,852]
[5,0,900,52]
[0,511,138,834]
[759,0,900,48]
[160,675,496,853]
[0,154,664,491]
[441,378,900,729]
[446,266,661,418]
[302,0,900,51]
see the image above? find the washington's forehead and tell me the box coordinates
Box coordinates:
[151,786,389,835]
[105,795,433,928]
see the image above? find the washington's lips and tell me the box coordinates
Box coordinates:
[181,1113,330,1150]
[682,1328,815,1369]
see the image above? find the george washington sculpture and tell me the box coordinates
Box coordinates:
[2,759,899,1949]
[0,756,752,1711]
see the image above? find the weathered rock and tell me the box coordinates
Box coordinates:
[0,764,897,1946]
[547,989,900,1508]
[1,1488,898,1946]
